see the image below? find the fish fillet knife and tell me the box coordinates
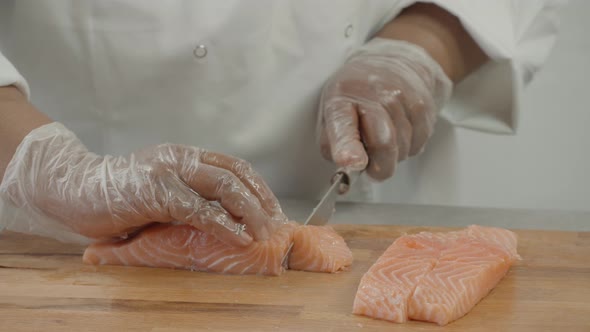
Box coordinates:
[281,168,361,267]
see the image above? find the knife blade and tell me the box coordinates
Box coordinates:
[281,168,361,268]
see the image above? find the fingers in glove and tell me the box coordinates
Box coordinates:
[191,203,253,247]
[382,98,412,161]
[183,163,272,242]
[165,178,253,247]
[200,151,285,222]
[323,99,368,170]
[358,103,398,181]
[319,126,333,162]
[406,101,435,156]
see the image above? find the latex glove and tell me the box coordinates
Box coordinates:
[318,38,452,180]
[0,122,286,246]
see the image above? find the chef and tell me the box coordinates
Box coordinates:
[0,1,564,245]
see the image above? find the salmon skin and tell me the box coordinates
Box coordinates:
[83,222,353,276]
[353,225,520,325]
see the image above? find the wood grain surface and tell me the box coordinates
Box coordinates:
[0,225,589,331]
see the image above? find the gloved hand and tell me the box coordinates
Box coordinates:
[318,38,453,180]
[0,122,286,246]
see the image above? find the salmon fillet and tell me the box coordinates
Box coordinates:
[351,235,439,322]
[288,225,353,273]
[353,225,519,325]
[83,222,352,276]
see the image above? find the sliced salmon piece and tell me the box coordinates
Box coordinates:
[408,226,520,325]
[465,225,520,259]
[83,222,296,276]
[288,225,353,273]
[353,225,519,325]
[408,239,515,325]
[83,222,353,275]
[352,233,441,322]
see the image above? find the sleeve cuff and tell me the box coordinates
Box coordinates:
[441,59,520,135]
[0,51,30,99]
[410,0,519,134]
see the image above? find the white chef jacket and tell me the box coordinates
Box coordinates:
[0,0,566,204]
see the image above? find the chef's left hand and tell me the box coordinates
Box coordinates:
[318,38,452,180]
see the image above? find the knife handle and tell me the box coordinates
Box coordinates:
[332,168,361,195]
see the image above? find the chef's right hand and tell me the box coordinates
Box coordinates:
[0,122,286,246]
[317,38,452,181]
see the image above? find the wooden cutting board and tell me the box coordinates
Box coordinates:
[0,225,588,331]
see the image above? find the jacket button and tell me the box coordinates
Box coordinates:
[344,24,354,38]
[193,44,208,58]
